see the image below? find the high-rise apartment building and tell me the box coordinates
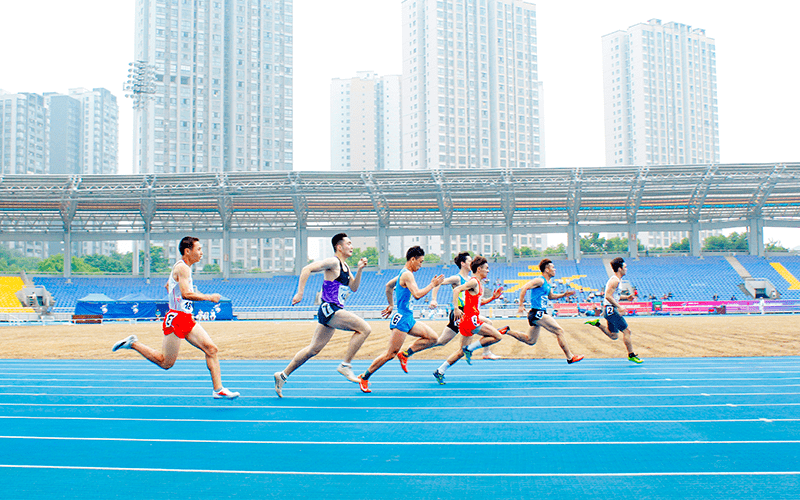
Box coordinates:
[402,0,544,170]
[0,90,49,175]
[602,19,719,166]
[330,72,402,171]
[69,88,119,175]
[46,94,82,175]
[134,0,294,271]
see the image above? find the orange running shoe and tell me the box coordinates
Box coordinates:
[567,355,584,364]
[358,374,371,393]
[397,351,409,373]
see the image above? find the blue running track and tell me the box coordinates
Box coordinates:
[1,357,799,499]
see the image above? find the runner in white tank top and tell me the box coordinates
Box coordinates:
[112,236,240,398]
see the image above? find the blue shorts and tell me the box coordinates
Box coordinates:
[604,306,629,333]
[389,311,416,333]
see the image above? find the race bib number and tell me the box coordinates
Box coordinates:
[181,300,193,313]
[390,313,402,328]
[605,305,615,316]
[533,309,544,321]
[321,302,334,318]
[338,287,350,305]
[471,316,480,327]
[164,311,179,329]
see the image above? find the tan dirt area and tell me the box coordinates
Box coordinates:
[0,315,797,360]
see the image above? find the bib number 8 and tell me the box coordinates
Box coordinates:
[164,311,178,329]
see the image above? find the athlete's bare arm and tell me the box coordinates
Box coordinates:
[548,288,576,301]
[348,257,368,292]
[292,257,339,305]
[402,271,444,301]
[429,274,462,309]
[481,286,504,306]
[452,279,478,320]
[381,275,399,318]
[517,277,543,313]
[175,263,220,302]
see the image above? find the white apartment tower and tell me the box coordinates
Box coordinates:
[402,0,544,170]
[134,0,294,272]
[330,72,402,171]
[602,19,719,166]
[0,91,49,175]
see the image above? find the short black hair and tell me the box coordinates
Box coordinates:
[331,233,348,251]
[179,236,199,256]
[610,257,625,272]
[406,245,425,261]
[471,255,488,274]
[454,251,471,268]
[538,258,553,273]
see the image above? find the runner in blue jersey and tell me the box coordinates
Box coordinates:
[395,251,504,372]
[274,233,371,397]
[357,246,444,393]
[506,258,584,364]
[585,257,643,363]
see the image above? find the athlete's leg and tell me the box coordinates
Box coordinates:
[437,334,470,374]
[185,324,224,391]
[621,327,635,354]
[463,323,503,352]
[435,327,458,347]
[282,323,336,377]
[131,334,182,370]
[405,321,439,353]
[363,329,408,378]
[505,324,541,345]
[592,319,618,340]
[327,309,372,364]
[536,314,577,360]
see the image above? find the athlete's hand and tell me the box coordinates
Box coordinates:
[381,305,393,318]
[429,300,438,309]
[453,308,463,320]
[208,293,221,303]
[564,289,576,298]
[491,286,504,300]
[617,305,628,315]
[358,257,368,270]
[431,274,445,286]
[517,300,526,315]
[291,292,303,305]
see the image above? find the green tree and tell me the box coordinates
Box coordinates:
[37,255,101,274]
[703,232,748,252]
[346,247,380,267]
[203,263,221,273]
[765,240,788,252]
[0,245,41,272]
[543,243,566,256]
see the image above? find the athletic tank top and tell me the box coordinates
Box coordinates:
[603,277,619,307]
[395,268,413,315]
[529,277,551,309]
[168,261,194,313]
[453,273,468,309]
[320,258,351,307]
[462,278,482,322]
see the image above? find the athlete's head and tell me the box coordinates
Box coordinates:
[406,246,425,271]
[179,236,199,257]
[331,233,353,256]
[610,257,626,275]
[539,258,554,274]
[454,251,472,270]
[471,255,488,276]
[179,236,202,264]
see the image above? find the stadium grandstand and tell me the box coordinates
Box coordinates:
[1,163,799,320]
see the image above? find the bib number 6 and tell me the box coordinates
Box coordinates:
[390,313,402,328]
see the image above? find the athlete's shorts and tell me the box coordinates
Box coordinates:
[527,308,546,326]
[162,310,196,339]
[604,306,629,333]
[459,315,483,337]
[446,307,463,333]
[389,311,416,333]
[317,301,342,326]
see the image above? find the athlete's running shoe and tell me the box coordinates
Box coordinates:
[433,371,446,385]
[482,352,503,360]
[462,346,473,365]
[397,351,409,373]
[358,374,371,393]
[628,353,643,364]
[337,363,359,383]
[498,326,510,335]
[111,335,138,352]
[213,387,240,399]
[584,319,600,327]
[273,372,285,398]
[567,355,584,364]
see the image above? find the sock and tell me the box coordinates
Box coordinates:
[467,340,483,352]
[340,362,351,368]
[362,369,373,380]
[437,361,451,374]
[403,347,414,358]
[279,371,287,381]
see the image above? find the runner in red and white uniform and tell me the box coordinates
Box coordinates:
[112,236,239,399]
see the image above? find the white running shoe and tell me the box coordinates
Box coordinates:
[274,372,285,398]
[112,335,138,352]
[337,363,360,383]
[213,387,240,399]
[482,352,503,360]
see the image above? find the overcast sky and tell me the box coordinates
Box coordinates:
[1,0,799,245]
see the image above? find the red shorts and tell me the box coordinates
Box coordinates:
[458,315,483,337]
[162,310,196,339]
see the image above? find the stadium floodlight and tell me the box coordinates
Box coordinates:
[123,60,157,109]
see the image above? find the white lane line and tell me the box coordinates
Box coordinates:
[0,464,798,477]
[2,435,800,445]
[1,416,797,424]
[1,402,800,411]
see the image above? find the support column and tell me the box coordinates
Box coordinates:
[442,225,451,264]
[690,222,701,257]
[294,228,308,275]
[567,223,581,261]
[144,229,152,283]
[628,224,639,259]
[63,231,72,282]
[132,240,140,276]
[505,225,514,263]
[222,229,231,280]
[749,217,764,257]
[378,225,388,270]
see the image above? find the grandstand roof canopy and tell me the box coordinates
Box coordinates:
[1,163,798,239]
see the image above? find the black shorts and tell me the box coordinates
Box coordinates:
[527,308,545,326]
[603,306,629,333]
[317,301,342,326]
[446,307,463,332]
